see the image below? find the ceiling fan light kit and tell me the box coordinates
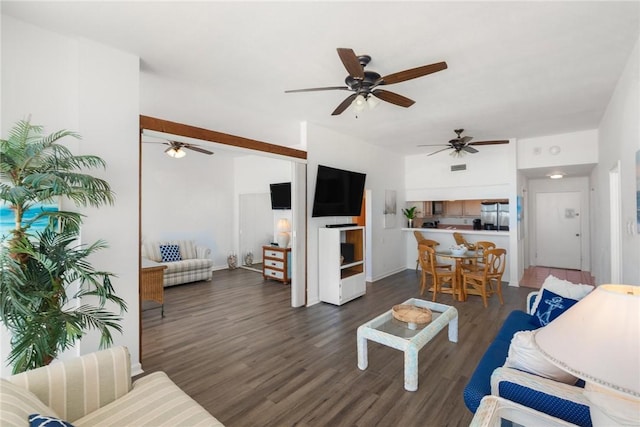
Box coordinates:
[165,146,186,158]
[285,47,447,116]
[144,139,214,158]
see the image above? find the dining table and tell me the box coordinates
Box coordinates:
[435,250,483,301]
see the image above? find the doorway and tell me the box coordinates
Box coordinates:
[535,191,582,269]
[139,116,308,360]
[239,193,272,272]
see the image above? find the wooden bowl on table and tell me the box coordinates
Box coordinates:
[392,304,433,330]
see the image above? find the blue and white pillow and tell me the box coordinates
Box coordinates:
[29,414,75,427]
[530,288,578,327]
[159,244,182,262]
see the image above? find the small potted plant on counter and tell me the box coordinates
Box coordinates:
[402,206,418,228]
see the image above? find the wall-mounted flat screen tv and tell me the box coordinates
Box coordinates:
[312,165,366,217]
[270,182,291,210]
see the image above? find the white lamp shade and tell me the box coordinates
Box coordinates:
[534,284,640,397]
[277,218,291,232]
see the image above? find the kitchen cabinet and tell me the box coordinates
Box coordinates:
[445,200,463,216]
[463,200,482,217]
[422,201,433,217]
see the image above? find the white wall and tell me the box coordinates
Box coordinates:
[517,129,598,170]
[306,123,406,305]
[593,36,640,285]
[141,144,235,269]
[1,16,140,376]
[405,143,512,201]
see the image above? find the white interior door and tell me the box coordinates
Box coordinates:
[239,193,272,265]
[535,192,582,269]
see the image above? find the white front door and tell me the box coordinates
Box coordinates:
[535,192,582,269]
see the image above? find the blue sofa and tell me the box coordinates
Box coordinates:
[463,292,592,426]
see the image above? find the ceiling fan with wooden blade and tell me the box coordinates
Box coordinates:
[144,139,214,158]
[285,48,447,115]
[418,129,509,156]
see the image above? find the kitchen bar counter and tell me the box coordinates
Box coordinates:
[402,227,510,236]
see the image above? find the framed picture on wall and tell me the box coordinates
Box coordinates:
[384,190,397,229]
[0,201,59,240]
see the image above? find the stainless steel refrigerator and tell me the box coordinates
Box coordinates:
[481,202,509,230]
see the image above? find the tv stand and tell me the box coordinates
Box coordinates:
[326,223,357,228]
[319,226,365,305]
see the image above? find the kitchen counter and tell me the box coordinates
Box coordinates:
[403,227,510,236]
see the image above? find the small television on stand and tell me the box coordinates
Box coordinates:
[311,165,366,218]
[270,182,291,210]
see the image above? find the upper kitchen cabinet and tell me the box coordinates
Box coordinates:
[422,201,433,217]
[463,200,482,217]
[444,200,463,216]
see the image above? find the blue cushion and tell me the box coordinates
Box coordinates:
[498,382,592,426]
[29,414,75,427]
[530,289,578,327]
[463,310,539,413]
[159,244,182,262]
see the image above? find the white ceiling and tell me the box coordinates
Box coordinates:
[3,1,639,157]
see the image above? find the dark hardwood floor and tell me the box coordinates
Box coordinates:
[139,268,533,426]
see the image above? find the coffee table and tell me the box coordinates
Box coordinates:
[357,298,458,391]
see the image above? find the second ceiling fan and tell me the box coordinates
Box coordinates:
[144,139,214,158]
[419,129,509,156]
[285,48,447,115]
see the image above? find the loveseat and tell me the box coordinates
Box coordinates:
[1,346,223,426]
[143,239,213,287]
[463,276,595,426]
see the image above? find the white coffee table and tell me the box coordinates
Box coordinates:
[357,298,458,391]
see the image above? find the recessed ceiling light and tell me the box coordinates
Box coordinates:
[549,173,564,179]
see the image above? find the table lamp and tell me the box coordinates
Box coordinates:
[277,218,291,248]
[534,284,640,398]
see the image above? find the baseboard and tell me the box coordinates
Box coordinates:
[369,266,408,283]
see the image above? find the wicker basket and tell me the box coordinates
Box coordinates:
[392,304,433,325]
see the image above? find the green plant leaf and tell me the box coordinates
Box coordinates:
[0,118,125,374]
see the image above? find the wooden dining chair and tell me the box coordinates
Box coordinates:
[418,244,456,301]
[453,232,476,270]
[461,248,506,307]
[462,240,496,273]
[412,231,450,271]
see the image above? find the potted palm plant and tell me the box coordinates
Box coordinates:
[402,206,419,228]
[0,118,127,373]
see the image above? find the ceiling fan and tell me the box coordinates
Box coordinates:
[144,139,214,158]
[419,129,509,157]
[285,48,447,115]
